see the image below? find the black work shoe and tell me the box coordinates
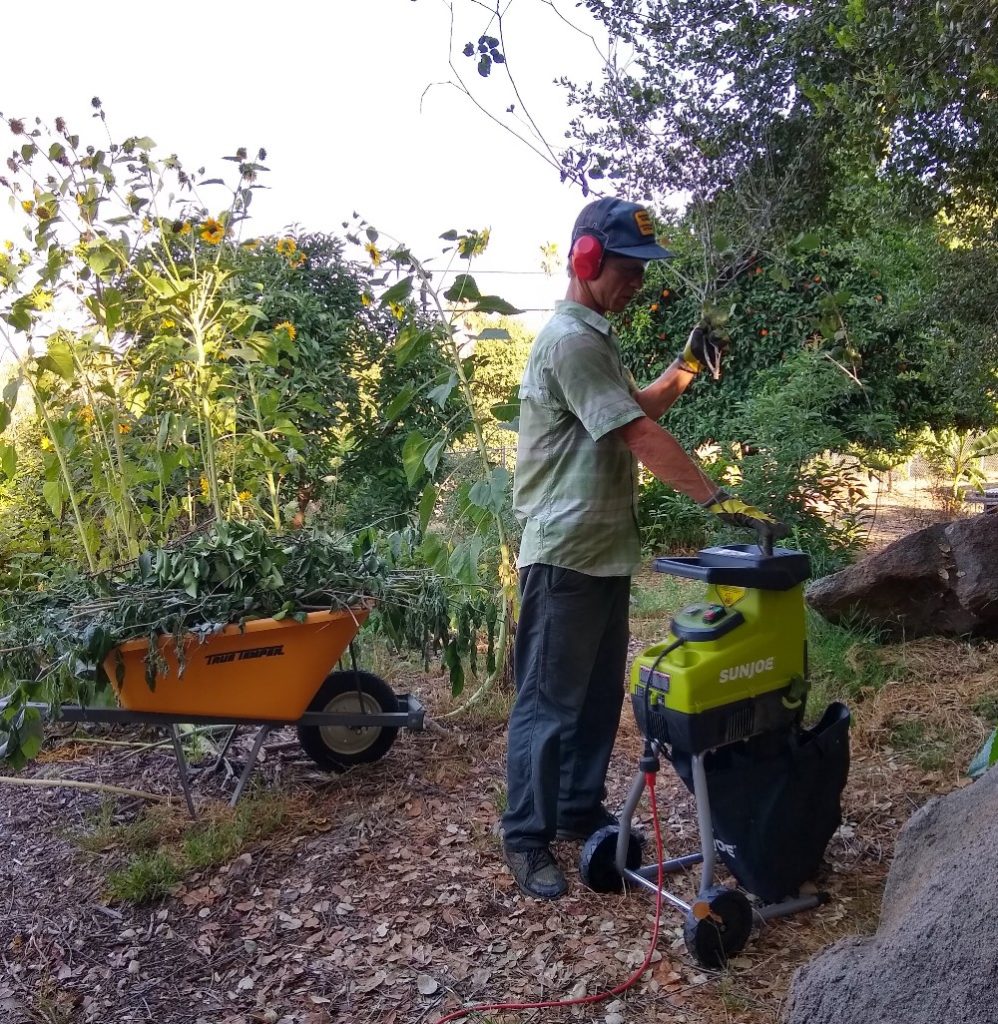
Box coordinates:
[555,807,619,842]
[504,845,567,900]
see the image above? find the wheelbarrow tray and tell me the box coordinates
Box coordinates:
[104,606,370,720]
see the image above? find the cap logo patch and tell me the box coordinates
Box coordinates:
[634,210,654,236]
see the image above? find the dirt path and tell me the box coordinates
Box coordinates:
[862,479,957,552]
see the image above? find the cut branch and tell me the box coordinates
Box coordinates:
[0,775,173,803]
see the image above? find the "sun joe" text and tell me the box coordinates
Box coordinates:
[719,656,774,684]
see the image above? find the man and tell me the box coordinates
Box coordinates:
[502,197,787,900]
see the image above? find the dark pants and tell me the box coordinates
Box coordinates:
[502,564,631,850]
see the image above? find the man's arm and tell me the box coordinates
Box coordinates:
[633,325,729,420]
[618,416,791,549]
[616,414,716,503]
[632,360,697,421]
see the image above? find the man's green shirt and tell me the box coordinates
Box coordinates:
[513,300,645,576]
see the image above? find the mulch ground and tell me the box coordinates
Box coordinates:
[2,497,993,1023]
[2,641,990,1024]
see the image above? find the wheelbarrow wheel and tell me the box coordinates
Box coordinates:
[683,885,753,968]
[297,670,399,772]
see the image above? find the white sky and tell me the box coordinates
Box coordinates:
[1,0,618,327]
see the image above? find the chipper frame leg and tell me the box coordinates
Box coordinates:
[614,747,827,921]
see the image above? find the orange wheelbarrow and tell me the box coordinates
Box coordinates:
[53,606,423,815]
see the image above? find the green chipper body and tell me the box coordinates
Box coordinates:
[630,544,812,754]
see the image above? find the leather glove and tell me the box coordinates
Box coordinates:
[700,488,789,553]
[677,323,728,380]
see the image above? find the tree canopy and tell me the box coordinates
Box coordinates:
[565,0,998,219]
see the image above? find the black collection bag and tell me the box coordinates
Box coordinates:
[672,702,851,903]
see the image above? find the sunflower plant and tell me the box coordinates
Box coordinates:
[346,220,523,702]
[0,105,324,568]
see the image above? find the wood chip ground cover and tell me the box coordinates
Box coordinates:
[2,612,993,1022]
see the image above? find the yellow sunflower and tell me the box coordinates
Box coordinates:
[29,289,53,311]
[364,242,382,267]
[200,218,225,245]
[276,237,297,257]
[274,321,297,340]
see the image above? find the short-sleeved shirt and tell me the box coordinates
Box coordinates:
[513,300,645,576]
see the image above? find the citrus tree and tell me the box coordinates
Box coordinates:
[612,181,997,567]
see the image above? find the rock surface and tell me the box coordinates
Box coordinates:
[783,766,998,1024]
[807,513,998,638]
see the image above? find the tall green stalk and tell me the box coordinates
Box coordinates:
[189,279,224,522]
[2,337,97,572]
[247,373,282,529]
[382,238,520,706]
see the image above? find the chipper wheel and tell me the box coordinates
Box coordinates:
[579,825,643,893]
[683,885,754,968]
[297,670,399,772]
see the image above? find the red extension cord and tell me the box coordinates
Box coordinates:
[435,772,665,1023]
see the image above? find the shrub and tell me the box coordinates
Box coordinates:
[638,476,712,554]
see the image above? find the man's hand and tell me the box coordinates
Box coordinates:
[677,324,728,380]
[701,489,789,553]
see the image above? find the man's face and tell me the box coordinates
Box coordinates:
[593,255,647,313]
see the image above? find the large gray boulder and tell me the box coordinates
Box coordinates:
[783,766,998,1024]
[807,513,998,638]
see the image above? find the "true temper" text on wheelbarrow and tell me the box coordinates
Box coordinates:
[205,644,285,665]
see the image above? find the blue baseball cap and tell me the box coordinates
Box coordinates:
[571,198,673,260]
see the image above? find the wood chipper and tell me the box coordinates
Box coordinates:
[578,543,850,967]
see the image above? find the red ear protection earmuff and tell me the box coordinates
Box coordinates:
[570,233,605,281]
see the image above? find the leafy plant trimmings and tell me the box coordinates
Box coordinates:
[0,521,487,767]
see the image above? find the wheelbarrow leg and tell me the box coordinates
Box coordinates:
[230,725,272,807]
[169,725,198,819]
[211,725,240,772]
